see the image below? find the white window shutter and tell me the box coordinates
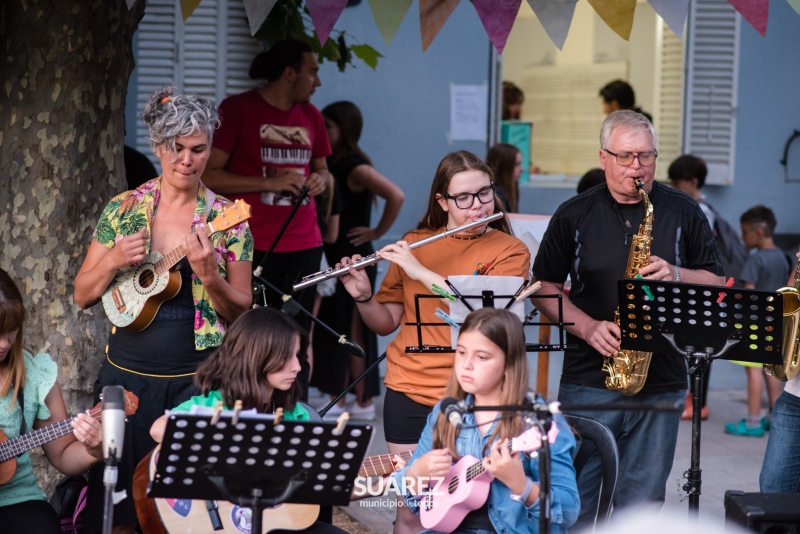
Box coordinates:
[684,0,740,185]
[134,0,261,168]
[653,19,684,181]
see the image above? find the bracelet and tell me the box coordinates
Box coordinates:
[674,265,682,283]
[510,477,534,504]
[353,292,373,303]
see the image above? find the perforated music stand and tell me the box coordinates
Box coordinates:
[148,411,373,534]
[618,278,783,515]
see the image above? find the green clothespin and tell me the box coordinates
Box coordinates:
[432,283,457,302]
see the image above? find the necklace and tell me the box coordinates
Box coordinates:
[448,226,488,241]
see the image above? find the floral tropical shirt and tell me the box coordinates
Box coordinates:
[93,177,254,350]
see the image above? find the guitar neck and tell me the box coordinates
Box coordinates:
[0,415,79,462]
[358,451,413,478]
[153,225,214,276]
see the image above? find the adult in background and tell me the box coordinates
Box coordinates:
[532,110,722,528]
[74,84,253,533]
[0,269,103,534]
[337,151,531,533]
[313,101,404,420]
[599,79,653,123]
[502,81,525,121]
[203,39,331,401]
[669,154,748,421]
[486,142,523,213]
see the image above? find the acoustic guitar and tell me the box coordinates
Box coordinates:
[0,390,139,484]
[101,200,251,331]
[134,447,412,533]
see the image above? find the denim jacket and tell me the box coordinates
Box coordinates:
[393,395,580,534]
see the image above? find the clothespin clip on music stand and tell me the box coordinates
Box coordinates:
[148,410,373,534]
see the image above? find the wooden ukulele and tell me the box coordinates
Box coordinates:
[0,390,139,484]
[101,200,251,331]
[134,447,412,533]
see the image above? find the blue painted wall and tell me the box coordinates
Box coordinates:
[313,1,492,246]
[703,0,800,241]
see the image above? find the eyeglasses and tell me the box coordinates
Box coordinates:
[444,185,495,209]
[604,149,658,167]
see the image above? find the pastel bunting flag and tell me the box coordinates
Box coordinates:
[587,0,637,41]
[419,0,460,52]
[473,0,522,54]
[727,0,769,36]
[180,0,203,21]
[647,0,690,38]
[242,0,278,36]
[306,0,349,45]
[368,0,413,45]
[526,0,578,50]
[788,0,800,15]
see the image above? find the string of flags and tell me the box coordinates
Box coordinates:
[149,0,795,53]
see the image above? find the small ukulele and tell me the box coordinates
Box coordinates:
[0,390,139,485]
[419,424,559,533]
[101,200,251,331]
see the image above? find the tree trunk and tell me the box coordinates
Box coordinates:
[0,0,144,494]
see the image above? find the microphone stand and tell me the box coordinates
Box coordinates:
[252,185,310,283]
[102,447,118,534]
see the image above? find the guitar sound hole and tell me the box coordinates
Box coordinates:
[138,270,155,288]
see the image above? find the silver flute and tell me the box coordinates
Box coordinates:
[292,212,504,292]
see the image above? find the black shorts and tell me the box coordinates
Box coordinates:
[383,388,433,444]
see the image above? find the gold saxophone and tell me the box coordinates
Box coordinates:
[603,179,654,395]
[766,261,800,381]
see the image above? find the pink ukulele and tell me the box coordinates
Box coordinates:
[419,424,559,533]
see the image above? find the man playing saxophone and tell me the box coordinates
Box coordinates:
[532,110,723,528]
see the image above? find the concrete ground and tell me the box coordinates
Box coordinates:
[314,354,773,533]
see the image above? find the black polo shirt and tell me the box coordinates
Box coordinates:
[533,181,722,392]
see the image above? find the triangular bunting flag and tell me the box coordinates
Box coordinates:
[587,0,637,41]
[727,0,769,36]
[419,0,460,52]
[368,0,413,46]
[648,0,690,38]
[242,0,278,36]
[180,0,203,21]
[526,0,578,51]
[473,0,522,54]
[125,0,137,9]
[307,0,349,46]
[788,0,800,16]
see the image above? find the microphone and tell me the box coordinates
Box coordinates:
[440,397,467,429]
[343,340,366,358]
[102,385,126,460]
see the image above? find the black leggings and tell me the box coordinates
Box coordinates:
[383,388,434,444]
[0,499,60,534]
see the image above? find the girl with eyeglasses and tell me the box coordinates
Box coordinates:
[335,150,531,534]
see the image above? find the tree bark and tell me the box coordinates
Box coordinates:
[0,0,144,494]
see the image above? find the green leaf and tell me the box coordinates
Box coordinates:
[351,44,383,70]
[118,212,147,237]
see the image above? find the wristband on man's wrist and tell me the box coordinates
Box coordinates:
[674,265,682,283]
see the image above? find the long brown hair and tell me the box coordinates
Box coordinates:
[486,143,521,213]
[432,308,529,458]
[193,308,307,413]
[322,101,372,166]
[418,151,511,234]
[0,269,27,407]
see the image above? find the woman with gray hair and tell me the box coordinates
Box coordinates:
[74,84,253,533]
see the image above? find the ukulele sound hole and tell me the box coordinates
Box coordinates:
[138,270,155,288]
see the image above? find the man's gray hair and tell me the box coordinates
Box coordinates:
[600,110,657,150]
[141,83,220,155]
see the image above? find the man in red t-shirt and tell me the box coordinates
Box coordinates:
[203,39,332,400]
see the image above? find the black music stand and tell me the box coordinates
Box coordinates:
[148,411,373,534]
[618,278,783,515]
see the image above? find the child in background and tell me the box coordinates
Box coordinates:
[725,206,791,437]
[393,308,579,533]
